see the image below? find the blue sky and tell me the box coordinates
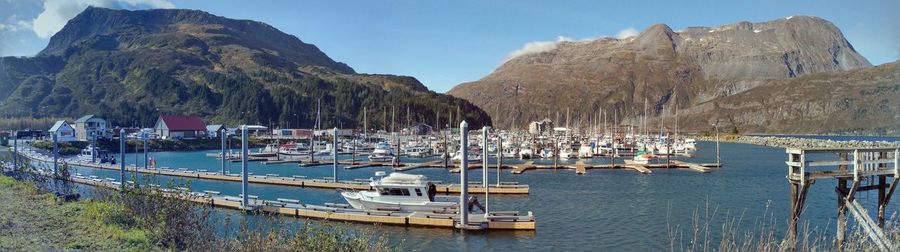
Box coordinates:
[1,0,897,92]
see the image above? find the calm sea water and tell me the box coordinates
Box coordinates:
[33,141,898,251]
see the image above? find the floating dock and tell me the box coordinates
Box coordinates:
[19,154,529,194]
[2,164,535,231]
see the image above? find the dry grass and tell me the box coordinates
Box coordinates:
[667,199,900,251]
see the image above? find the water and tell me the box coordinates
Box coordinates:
[31,141,900,251]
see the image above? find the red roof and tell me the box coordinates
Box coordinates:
[159,115,207,131]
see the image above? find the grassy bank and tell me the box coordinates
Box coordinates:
[0,175,157,250]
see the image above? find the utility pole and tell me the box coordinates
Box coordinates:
[52,133,58,176]
[91,132,96,163]
[483,126,490,219]
[12,130,17,170]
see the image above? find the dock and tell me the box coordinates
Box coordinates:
[511,161,535,174]
[5,165,535,231]
[622,161,653,174]
[670,160,712,173]
[19,154,529,194]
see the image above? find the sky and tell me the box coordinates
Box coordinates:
[1,0,898,92]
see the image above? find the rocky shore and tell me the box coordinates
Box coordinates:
[696,135,900,149]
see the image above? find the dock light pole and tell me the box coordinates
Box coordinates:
[119,129,126,190]
[221,128,227,175]
[52,133,58,175]
[333,127,338,183]
[91,132,96,163]
[482,126,490,218]
[459,121,469,228]
[241,126,250,209]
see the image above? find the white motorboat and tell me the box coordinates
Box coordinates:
[368,142,396,162]
[518,144,534,159]
[540,147,555,159]
[277,142,310,160]
[341,172,457,212]
[558,147,576,159]
[632,145,653,165]
[577,143,594,158]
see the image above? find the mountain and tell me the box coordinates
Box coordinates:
[0,7,490,129]
[448,16,896,134]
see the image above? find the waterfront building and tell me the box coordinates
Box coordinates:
[74,115,109,141]
[206,124,226,138]
[153,115,208,139]
[48,120,77,142]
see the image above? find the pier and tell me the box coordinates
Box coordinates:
[785,147,899,251]
[1,164,535,231]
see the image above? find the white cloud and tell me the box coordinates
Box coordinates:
[504,36,599,62]
[31,0,175,39]
[615,27,639,39]
[0,15,33,32]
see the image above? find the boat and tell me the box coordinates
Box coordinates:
[250,143,278,157]
[402,145,433,158]
[518,143,534,159]
[558,146,576,159]
[632,145,652,165]
[341,172,458,212]
[277,142,310,160]
[577,143,594,158]
[451,147,482,163]
[73,145,115,164]
[368,142,396,163]
[540,147,555,159]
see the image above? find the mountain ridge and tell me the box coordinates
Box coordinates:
[448,15,892,134]
[0,7,491,129]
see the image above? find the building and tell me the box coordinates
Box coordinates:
[406,123,433,135]
[206,124,226,138]
[528,119,554,135]
[74,115,109,141]
[49,120,77,142]
[154,115,207,139]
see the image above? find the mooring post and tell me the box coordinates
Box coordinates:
[120,129,126,190]
[497,135,502,185]
[12,130,17,169]
[241,126,249,209]
[395,132,401,167]
[91,132,96,163]
[483,126,490,218]
[221,128,226,175]
[143,130,148,170]
[459,121,469,228]
[333,127,338,183]
[482,126,489,189]
[443,130,448,168]
[52,133,58,175]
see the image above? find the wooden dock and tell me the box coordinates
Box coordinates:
[511,161,535,174]
[671,160,712,173]
[622,161,653,174]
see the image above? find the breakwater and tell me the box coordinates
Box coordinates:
[696,135,900,149]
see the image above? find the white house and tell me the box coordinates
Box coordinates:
[74,115,109,141]
[48,120,77,142]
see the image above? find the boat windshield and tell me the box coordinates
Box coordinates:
[379,188,412,196]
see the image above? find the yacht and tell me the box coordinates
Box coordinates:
[451,147,482,163]
[341,172,457,212]
[558,146,576,159]
[251,143,278,157]
[402,145,433,158]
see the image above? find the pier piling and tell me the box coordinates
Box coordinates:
[12,131,17,169]
[221,128,226,175]
[52,133,58,175]
[333,127,338,183]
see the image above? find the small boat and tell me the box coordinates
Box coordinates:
[277,142,310,160]
[558,146,576,159]
[250,143,278,157]
[540,147,555,159]
[341,172,457,212]
[451,147,482,163]
[632,145,652,165]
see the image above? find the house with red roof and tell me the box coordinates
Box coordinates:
[153,115,208,139]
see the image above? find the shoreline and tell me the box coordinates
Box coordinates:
[695,135,900,149]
